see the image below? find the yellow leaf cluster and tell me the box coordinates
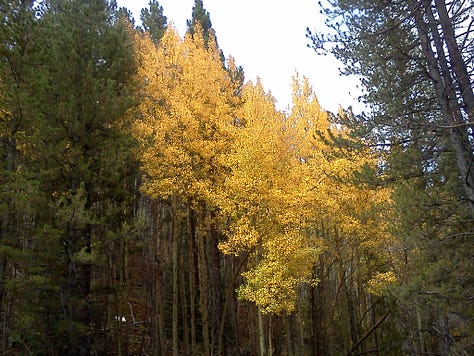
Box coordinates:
[219,75,392,314]
[238,232,319,314]
[133,27,392,314]
[366,271,397,297]
[133,25,236,203]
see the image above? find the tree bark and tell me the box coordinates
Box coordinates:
[180,230,190,355]
[414,2,474,215]
[187,205,198,355]
[435,0,474,123]
[172,198,179,356]
[208,212,222,354]
[197,208,211,356]
[218,254,248,355]
[258,306,266,356]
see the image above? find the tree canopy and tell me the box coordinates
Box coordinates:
[0,0,472,354]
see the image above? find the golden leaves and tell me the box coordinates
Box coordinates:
[366,271,397,297]
[216,79,324,314]
[238,231,319,314]
[134,25,235,203]
[134,27,392,315]
[218,75,392,314]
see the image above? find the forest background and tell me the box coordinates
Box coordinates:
[0,0,473,355]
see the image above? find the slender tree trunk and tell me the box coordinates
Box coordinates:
[310,285,317,356]
[149,201,159,356]
[435,0,474,122]
[345,265,358,354]
[424,1,474,199]
[172,199,179,356]
[122,227,130,355]
[115,293,123,356]
[285,315,292,356]
[415,302,425,354]
[197,209,211,356]
[296,297,305,355]
[149,200,166,356]
[345,310,390,356]
[0,132,16,353]
[368,294,380,354]
[180,231,190,355]
[187,205,197,355]
[258,307,266,356]
[268,315,273,356]
[0,257,7,354]
[208,216,222,354]
[218,254,247,355]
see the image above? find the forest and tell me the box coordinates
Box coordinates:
[0,0,473,355]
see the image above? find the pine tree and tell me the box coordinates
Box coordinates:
[0,0,139,353]
[308,0,474,215]
[187,0,212,47]
[140,0,167,43]
[308,1,474,353]
[0,1,46,351]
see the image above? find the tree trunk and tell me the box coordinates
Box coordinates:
[180,230,190,355]
[435,0,474,123]
[268,315,273,356]
[187,205,198,355]
[172,199,179,356]
[285,315,292,356]
[149,200,166,356]
[218,254,247,355]
[258,306,266,356]
[414,2,474,216]
[197,208,211,356]
[208,216,222,354]
[425,2,474,209]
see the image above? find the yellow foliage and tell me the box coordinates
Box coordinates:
[367,271,397,296]
[134,27,393,315]
[218,218,260,256]
[238,230,319,314]
[133,25,236,203]
[217,78,325,314]
[219,75,392,314]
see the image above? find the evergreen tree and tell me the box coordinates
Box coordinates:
[186,0,232,70]
[116,6,135,26]
[308,1,474,353]
[0,1,46,352]
[0,0,139,353]
[187,0,212,46]
[308,0,474,215]
[140,0,167,43]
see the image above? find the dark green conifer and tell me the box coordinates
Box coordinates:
[0,0,139,353]
[187,0,213,48]
[140,0,167,43]
[308,1,474,353]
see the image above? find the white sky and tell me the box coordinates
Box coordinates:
[117,0,361,113]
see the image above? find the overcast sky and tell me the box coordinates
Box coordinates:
[116,0,361,113]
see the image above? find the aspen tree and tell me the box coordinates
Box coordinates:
[219,80,320,316]
[220,75,392,352]
[287,78,394,353]
[134,24,236,355]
